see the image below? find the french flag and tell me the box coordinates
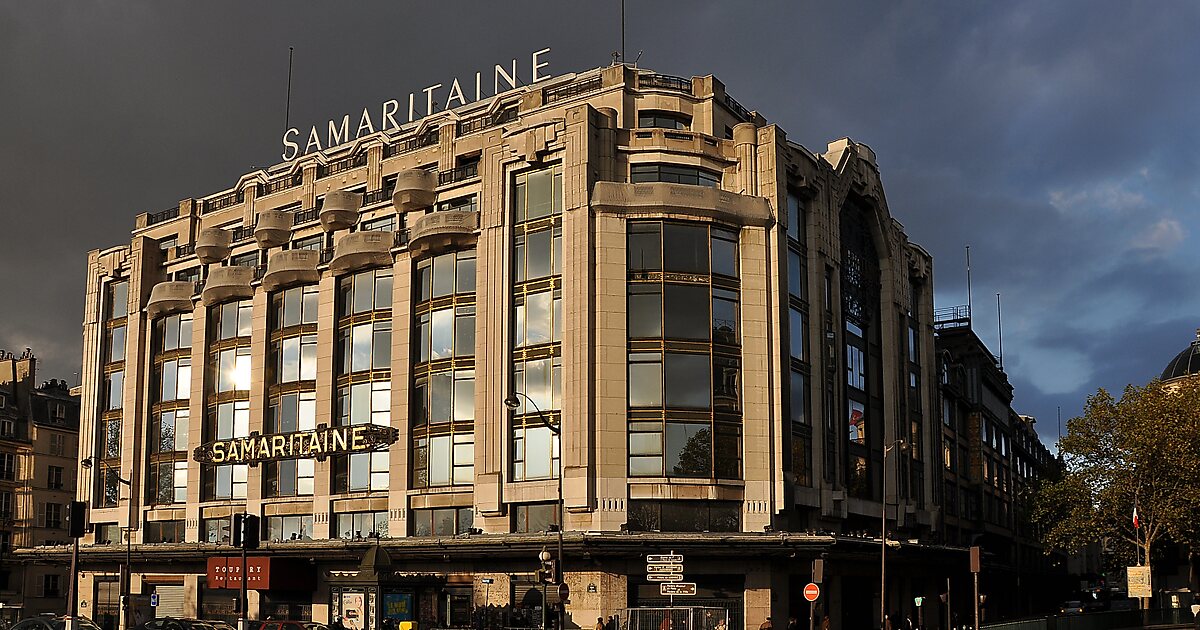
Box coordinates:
[1133,505,1140,529]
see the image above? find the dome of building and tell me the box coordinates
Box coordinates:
[1161,329,1200,381]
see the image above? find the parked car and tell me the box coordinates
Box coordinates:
[256,622,327,630]
[1060,601,1085,615]
[136,618,217,630]
[12,618,103,630]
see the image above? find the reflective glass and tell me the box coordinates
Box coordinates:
[666,423,711,477]
[628,285,661,338]
[663,224,709,274]
[431,308,453,359]
[109,326,126,363]
[711,231,738,277]
[664,284,709,340]
[433,254,455,298]
[664,353,710,408]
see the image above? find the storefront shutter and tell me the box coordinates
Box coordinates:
[154,585,187,618]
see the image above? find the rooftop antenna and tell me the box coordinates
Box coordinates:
[1057,406,1062,443]
[621,0,625,63]
[996,292,1004,370]
[965,245,973,325]
[284,46,295,134]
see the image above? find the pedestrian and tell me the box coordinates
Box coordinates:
[786,617,798,630]
[759,617,772,630]
[607,615,617,630]
[596,617,605,630]
[715,619,727,630]
[821,615,830,630]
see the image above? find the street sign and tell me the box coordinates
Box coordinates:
[648,573,685,582]
[481,578,494,584]
[558,583,570,603]
[803,583,820,602]
[646,554,684,563]
[660,583,697,596]
[647,563,685,573]
[150,593,159,608]
[914,597,924,607]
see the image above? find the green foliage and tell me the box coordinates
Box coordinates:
[1033,378,1200,561]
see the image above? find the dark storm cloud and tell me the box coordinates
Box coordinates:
[1,2,1195,440]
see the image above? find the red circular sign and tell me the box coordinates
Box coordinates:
[804,583,820,602]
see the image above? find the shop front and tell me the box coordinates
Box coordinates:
[207,555,316,621]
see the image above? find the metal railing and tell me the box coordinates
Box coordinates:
[724,93,751,121]
[259,174,302,196]
[543,75,604,103]
[202,189,245,214]
[146,206,179,226]
[292,208,319,225]
[438,162,480,185]
[361,188,393,207]
[457,107,518,136]
[318,152,367,179]
[934,304,972,329]
[173,242,194,257]
[231,226,254,243]
[385,128,440,158]
[640,73,692,93]
[393,230,410,248]
[983,607,1195,630]
[319,247,334,264]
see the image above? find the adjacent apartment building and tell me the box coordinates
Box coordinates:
[0,349,81,620]
[54,62,1008,629]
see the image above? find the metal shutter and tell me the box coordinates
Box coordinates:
[154,585,187,618]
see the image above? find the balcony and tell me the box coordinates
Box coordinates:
[146,206,179,226]
[391,169,436,213]
[638,73,692,94]
[320,190,362,231]
[724,93,751,122]
[329,231,393,275]
[261,249,320,292]
[543,76,603,104]
[438,162,479,186]
[292,207,319,226]
[456,107,518,136]
[361,188,394,208]
[318,152,367,179]
[202,189,245,215]
[146,281,195,319]
[174,243,195,258]
[259,173,303,197]
[408,210,479,258]
[195,228,233,264]
[254,210,292,248]
[384,127,439,158]
[231,226,254,244]
[589,182,771,227]
[201,265,255,306]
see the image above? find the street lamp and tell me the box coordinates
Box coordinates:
[504,392,564,630]
[881,440,908,630]
[82,457,135,630]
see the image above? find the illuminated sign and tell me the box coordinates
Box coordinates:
[282,47,552,161]
[193,424,399,465]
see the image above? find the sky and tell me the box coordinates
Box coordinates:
[1,1,1196,448]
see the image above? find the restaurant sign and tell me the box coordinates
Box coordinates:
[193,424,399,465]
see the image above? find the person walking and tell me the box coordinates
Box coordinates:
[759,617,773,630]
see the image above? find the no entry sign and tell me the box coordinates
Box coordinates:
[804,583,820,602]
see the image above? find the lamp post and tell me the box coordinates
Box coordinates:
[82,457,134,630]
[881,440,907,630]
[504,392,564,630]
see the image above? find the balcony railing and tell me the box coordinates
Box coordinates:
[639,73,691,94]
[438,162,479,186]
[259,174,303,196]
[543,76,604,104]
[231,226,254,243]
[253,264,267,281]
[292,208,319,225]
[319,247,335,264]
[724,93,751,122]
[202,189,245,214]
[456,107,518,137]
[934,305,972,330]
[318,152,368,179]
[174,244,195,258]
[146,206,179,226]
[394,230,410,248]
[361,188,394,207]
[384,128,440,158]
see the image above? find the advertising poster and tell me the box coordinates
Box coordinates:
[383,593,414,621]
[342,592,366,630]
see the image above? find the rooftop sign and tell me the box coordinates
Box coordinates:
[193,424,399,465]
[282,47,552,161]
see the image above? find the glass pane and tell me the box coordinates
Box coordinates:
[350,453,369,490]
[416,261,432,303]
[283,287,301,328]
[628,361,662,407]
[457,254,476,294]
[234,351,251,391]
[526,229,552,279]
[431,308,454,360]
[525,427,552,479]
[282,337,300,382]
[663,224,709,274]
[666,423,711,477]
[712,294,738,345]
[430,435,451,486]
[162,317,178,351]
[664,284,709,340]
[525,168,555,220]
[790,308,806,361]
[353,273,372,314]
[629,432,661,456]
[110,326,126,363]
[455,314,475,358]
[433,254,454,298]
[525,291,552,346]
[351,383,370,424]
[220,303,237,340]
[176,361,191,399]
[788,249,803,299]
[300,338,317,380]
[453,373,475,422]
[161,361,177,402]
[302,287,319,324]
[173,410,189,450]
[352,323,372,372]
[627,286,662,338]
[237,303,252,337]
[629,456,662,477]
[430,372,452,423]
[218,350,235,392]
[179,316,192,349]
[628,223,662,271]
[664,353,711,409]
[790,370,807,425]
[849,400,866,444]
[372,321,391,370]
[711,232,738,277]
[374,271,392,310]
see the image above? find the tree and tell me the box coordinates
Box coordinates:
[1034,378,1200,572]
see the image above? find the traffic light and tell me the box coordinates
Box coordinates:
[537,558,557,584]
[232,513,260,550]
[68,500,88,539]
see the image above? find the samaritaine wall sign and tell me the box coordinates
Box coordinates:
[193,424,399,465]
[282,47,552,161]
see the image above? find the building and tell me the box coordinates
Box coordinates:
[0,349,81,620]
[52,63,969,630]
[933,312,1064,620]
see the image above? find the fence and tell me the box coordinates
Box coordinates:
[621,607,730,630]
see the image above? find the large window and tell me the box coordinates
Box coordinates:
[627,221,742,479]
[334,269,392,493]
[143,520,185,544]
[336,511,388,539]
[266,515,313,542]
[510,166,563,482]
[148,313,192,506]
[411,507,474,536]
[266,285,318,498]
[630,163,720,187]
[204,301,251,502]
[95,280,130,508]
[627,500,740,532]
[841,199,881,500]
[637,111,690,130]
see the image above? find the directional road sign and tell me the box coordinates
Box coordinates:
[647,563,685,573]
[648,573,685,582]
[660,583,697,596]
[646,554,684,564]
